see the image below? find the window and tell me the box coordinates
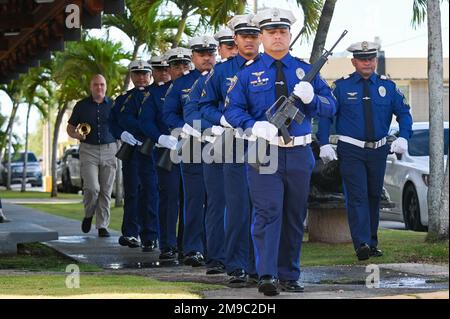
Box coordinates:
[409,128,449,156]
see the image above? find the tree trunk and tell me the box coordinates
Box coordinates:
[21,104,31,192]
[50,103,69,197]
[426,0,445,241]
[5,101,19,190]
[309,0,337,64]
[438,155,449,239]
[172,6,189,47]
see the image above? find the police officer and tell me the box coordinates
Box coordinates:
[199,16,261,287]
[109,60,150,248]
[163,47,193,259]
[141,54,180,261]
[183,36,228,275]
[163,40,216,267]
[224,8,336,296]
[317,41,413,261]
[117,60,160,252]
[214,28,238,60]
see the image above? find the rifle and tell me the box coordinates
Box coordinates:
[245,30,348,169]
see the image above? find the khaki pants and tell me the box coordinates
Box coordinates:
[79,142,118,229]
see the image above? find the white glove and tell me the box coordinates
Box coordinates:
[121,131,142,146]
[158,135,178,150]
[319,144,337,164]
[252,121,278,141]
[390,137,408,154]
[182,123,201,138]
[293,81,314,104]
[211,125,225,136]
[220,115,232,128]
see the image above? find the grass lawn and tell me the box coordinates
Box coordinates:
[0,190,82,200]
[302,230,449,266]
[24,203,124,231]
[0,243,101,272]
[0,275,220,298]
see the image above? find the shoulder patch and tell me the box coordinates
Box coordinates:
[227,75,238,94]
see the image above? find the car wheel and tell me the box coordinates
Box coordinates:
[62,170,75,193]
[402,184,427,231]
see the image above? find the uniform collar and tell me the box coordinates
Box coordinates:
[261,52,293,69]
[353,71,378,84]
[236,54,249,68]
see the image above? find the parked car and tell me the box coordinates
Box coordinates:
[57,145,82,193]
[0,152,43,187]
[382,122,449,231]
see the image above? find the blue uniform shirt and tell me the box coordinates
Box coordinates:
[184,72,213,131]
[224,52,336,137]
[163,69,202,130]
[317,72,413,145]
[199,54,250,125]
[117,86,151,142]
[138,82,172,142]
[109,89,136,139]
[68,96,115,145]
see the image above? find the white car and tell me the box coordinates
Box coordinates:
[382,122,449,231]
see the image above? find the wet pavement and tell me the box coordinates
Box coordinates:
[2,203,449,299]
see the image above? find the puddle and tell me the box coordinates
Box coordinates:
[104,260,181,269]
[54,236,91,244]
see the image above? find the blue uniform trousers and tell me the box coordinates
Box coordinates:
[157,160,181,250]
[137,151,159,243]
[223,162,254,274]
[181,162,206,254]
[247,145,314,280]
[203,162,226,264]
[337,141,389,250]
[121,147,140,238]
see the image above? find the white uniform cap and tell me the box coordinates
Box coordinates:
[163,47,192,64]
[149,55,169,68]
[128,59,152,72]
[214,28,235,45]
[227,14,260,34]
[346,41,380,59]
[188,36,218,52]
[252,7,297,30]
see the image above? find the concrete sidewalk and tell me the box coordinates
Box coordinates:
[2,203,449,299]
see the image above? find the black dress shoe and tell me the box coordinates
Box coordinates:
[370,247,383,257]
[206,262,225,275]
[98,228,110,237]
[356,243,370,260]
[118,236,140,248]
[159,247,177,260]
[183,251,205,267]
[227,269,248,288]
[81,217,93,233]
[258,276,279,296]
[142,240,158,252]
[279,280,304,292]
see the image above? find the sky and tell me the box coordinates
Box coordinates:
[1,0,449,141]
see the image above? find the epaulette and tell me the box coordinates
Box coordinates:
[337,74,351,81]
[379,74,391,81]
[245,59,255,67]
[217,55,235,65]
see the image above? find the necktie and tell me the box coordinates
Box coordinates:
[363,79,375,141]
[275,60,288,100]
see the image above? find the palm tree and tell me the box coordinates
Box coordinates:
[309,0,337,64]
[19,67,51,192]
[103,0,180,89]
